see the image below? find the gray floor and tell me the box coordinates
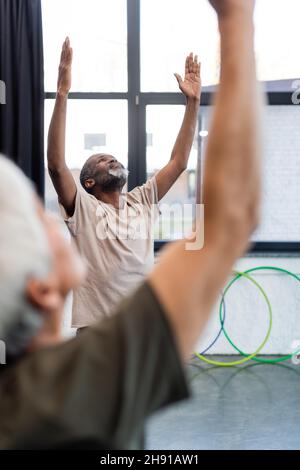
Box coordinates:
[146,356,300,450]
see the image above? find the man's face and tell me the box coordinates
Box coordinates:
[86,154,127,191]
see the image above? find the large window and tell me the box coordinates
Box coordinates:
[43,0,300,252]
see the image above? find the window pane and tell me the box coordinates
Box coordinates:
[42,0,127,91]
[141,0,300,91]
[147,105,199,240]
[141,0,219,91]
[201,105,300,242]
[255,0,300,85]
[45,100,128,212]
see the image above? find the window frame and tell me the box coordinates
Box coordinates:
[44,0,300,254]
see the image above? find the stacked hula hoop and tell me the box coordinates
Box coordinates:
[194,266,300,367]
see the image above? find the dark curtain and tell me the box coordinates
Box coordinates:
[0,0,44,197]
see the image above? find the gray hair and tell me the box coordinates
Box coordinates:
[0,156,51,357]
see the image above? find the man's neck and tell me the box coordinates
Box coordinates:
[93,188,124,209]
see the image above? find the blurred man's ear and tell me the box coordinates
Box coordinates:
[84,179,95,190]
[25,277,63,352]
[25,278,61,313]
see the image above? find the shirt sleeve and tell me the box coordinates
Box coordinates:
[58,184,96,236]
[129,176,160,223]
[129,176,159,209]
[5,282,189,450]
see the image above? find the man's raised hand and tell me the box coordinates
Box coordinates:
[57,37,73,96]
[174,53,201,102]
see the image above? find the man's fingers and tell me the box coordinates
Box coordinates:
[184,52,200,77]
[61,38,68,61]
[174,73,183,87]
[188,52,193,74]
[193,55,198,74]
[60,37,72,65]
[185,56,189,76]
[60,40,66,61]
[195,55,199,73]
[67,47,73,64]
[197,62,201,77]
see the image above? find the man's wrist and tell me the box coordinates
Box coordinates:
[56,89,69,99]
[186,96,201,106]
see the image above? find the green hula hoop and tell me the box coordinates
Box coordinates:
[194,270,273,367]
[221,266,300,364]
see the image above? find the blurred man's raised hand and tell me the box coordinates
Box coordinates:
[208,0,255,18]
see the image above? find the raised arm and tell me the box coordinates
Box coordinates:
[155,53,201,200]
[149,0,262,360]
[47,37,77,217]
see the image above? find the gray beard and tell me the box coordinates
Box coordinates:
[108,167,129,179]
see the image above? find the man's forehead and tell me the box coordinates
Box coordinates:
[83,154,116,170]
[89,153,113,162]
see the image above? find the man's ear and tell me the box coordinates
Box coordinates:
[25,278,61,313]
[85,178,95,190]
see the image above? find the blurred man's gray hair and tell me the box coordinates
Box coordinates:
[0,155,51,356]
